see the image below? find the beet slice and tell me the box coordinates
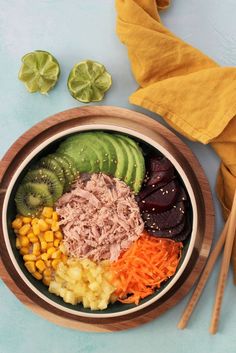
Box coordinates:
[139,180,179,212]
[146,156,175,186]
[142,201,186,229]
[136,179,176,202]
[146,218,186,237]
[172,217,192,242]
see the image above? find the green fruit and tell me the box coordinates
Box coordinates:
[38,156,65,188]
[18,50,60,94]
[15,182,53,216]
[115,136,136,187]
[23,168,63,201]
[49,154,76,191]
[115,134,145,193]
[55,153,77,177]
[67,60,112,103]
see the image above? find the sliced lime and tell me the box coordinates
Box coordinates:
[18,50,60,94]
[67,60,112,103]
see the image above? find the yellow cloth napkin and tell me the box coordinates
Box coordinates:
[116,0,236,219]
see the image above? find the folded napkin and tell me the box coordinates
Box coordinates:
[115,0,236,220]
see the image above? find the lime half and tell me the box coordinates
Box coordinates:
[67,60,112,103]
[18,50,60,94]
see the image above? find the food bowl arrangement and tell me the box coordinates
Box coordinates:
[0,106,214,331]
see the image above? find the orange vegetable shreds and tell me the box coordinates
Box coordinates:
[110,232,183,305]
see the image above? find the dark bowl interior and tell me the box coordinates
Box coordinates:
[6,130,192,315]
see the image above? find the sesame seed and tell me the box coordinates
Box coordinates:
[169,230,172,233]
[152,184,155,187]
[172,189,175,192]
[152,208,155,211]
[166,190,169,194]
[160,189,163,192]
[141,200,146,204]
[182,197,185,200]
[173,205,176,208]
[151,226,154,229]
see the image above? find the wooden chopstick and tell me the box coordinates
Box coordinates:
[177,217,230,330]
[209,190,236,334]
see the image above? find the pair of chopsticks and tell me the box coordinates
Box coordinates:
[178,189,236,334]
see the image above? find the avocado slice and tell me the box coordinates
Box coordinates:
[115,135,136,188]
[57,136,100,173]
[93,132,117,174]
[116,134,145,193]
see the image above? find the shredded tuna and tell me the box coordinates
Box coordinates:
[56,173,144,262]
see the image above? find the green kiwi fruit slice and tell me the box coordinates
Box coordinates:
[56,153,77,177]
[15,182,53,216]
[23,168,63,201]
[38,155,65,188]
[48,154,75,191]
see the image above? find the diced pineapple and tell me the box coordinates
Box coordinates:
[63,290,77,305]
[49,281,62,296]
[67,267,82,281]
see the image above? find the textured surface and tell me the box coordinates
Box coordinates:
[0,0,235,352]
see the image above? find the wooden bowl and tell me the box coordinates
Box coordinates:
[0,106,214,331]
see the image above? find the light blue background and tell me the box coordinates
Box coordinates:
[0,0,235,352]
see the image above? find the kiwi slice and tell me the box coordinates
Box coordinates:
[56,153,77,177]
[49,154,75,191]
[38,155,65,188]
[15,182,53,216]
[23,168,63,201]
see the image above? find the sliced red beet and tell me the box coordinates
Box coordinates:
[146,218,186,237]
[139,180,179,212]
[146,156,175,186]
[136,179,175,202]
[172,217,192,242]
[142,201,186,229]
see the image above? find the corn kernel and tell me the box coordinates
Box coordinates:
[43,268,52,277]
[32,242,41,255]
[20,236,29,247]
[55,231,63,240]
[47,242,54,248]
[41,253,49,261]
[12,218,22,229]
[31,218,39,225]
[54,239,60,247]
[52,212,58,221]
[32,223,40,235]
[32,271,43,280]
[38,234,45,242]
[51,250,61,259]
[24,261,36,273]
[47,247,56,257]
[42,207,53,218]
[46,260,51,267]
[42,276,51,286]
[15,238,21,249]
[23,254,36,261]
[20,247,29,255]
[45,218,53,225]
[19,224,31,236]
[40,241,48,251]
[61,254,68,263]
[36,259,46,272]
[38,219,49,232]
[51,221,59,232]
[51,259,60,270]
[27,232,38,243]
[44,231,54,242]
[22,217,32,224]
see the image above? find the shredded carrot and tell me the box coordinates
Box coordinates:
[110,231,183,305]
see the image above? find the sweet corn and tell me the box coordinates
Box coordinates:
[32,223,40,235]
[41,253,49,261]
[15,238,21,249]
[54,239,60,247]
[19,224,31,236]
[24,261,36,273]
[51,250,61,259]
[20,236,29,247]
[23,254,37,261]
[20,247,29,255]
[45,218,53,225]
[32,271,43,280]
[52,212,58,221]
[44,268,52,277]
[47,247,56,257]
[55,231,63,240]
[40,241,48,251]
[42,207,53,218]
[46,260,52,267]
[44,230,54,242]
[36,259,46,272]
[32,242,41,256]
[27,232,38,243]
[31,218,39,225]
[42,276,51,286]
[22,217,32,224]
[12,218,22,229]
[38,219,48,232]
[52,259,60,270]
[51,221,59,232]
